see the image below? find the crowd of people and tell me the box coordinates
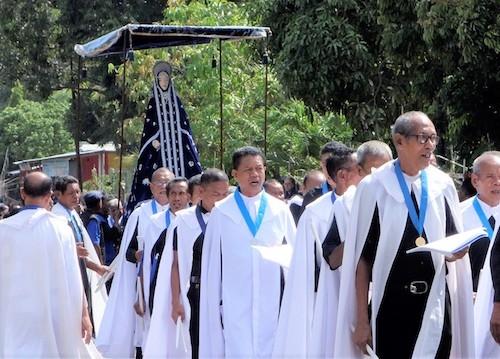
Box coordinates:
[1,110,500,358]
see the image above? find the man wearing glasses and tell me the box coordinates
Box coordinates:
[97,167,174,358]
[338,111,474,358]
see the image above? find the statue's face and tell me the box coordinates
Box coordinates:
[158,71,170,91]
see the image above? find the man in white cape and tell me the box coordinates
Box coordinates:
[52,175,108,337]
[0,172,93,357]
[311,141,393,358]
[272,141,351,358]
[465,151,500,357]
[337,111,474,358]
[199,146,296,358]
[96,167,172,358]
[141,177,190,345]
[145,168,229,358]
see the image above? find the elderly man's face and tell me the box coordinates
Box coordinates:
[472,156,500,207]
[397,115,437,173]
[265,182,285,201]
[150,171,173,206]
[358,154,392,178]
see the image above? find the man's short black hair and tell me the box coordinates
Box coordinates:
[54,175,79,194]
[232,146,266,170]
[326,147,356,181]
[188,174,202,196]
[84,191,104,210]
[320,141,348,157]
[23,173,52,198]
[201,168,229,186]
[166,177,188,195]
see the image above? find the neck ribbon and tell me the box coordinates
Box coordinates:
[473,196,494,239]
[195,206,207,235]
[394,160,428,237]
[234,188,268,237]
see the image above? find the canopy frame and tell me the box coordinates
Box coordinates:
[74,24,271,203]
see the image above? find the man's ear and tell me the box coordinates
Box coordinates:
[393,133,404,147]
[471,173,480,190]
[20,188,26,201]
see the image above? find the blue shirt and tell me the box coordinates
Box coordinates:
[86,214,107,246]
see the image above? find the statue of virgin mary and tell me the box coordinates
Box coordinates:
[125,61,203,216]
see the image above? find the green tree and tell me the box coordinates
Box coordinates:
[116,0,353,177]
[263,0,500,165]
[0,0,168,148]
[0,84,74,163]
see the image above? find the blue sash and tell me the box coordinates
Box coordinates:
[64,207,84,243]
[394,161,428,237]
[20,204,41,211]
[150,210,171,284]
[234,188,268,237]
[473,196,494,239]
[151,200,158,214]
[196,206,207,235]
[321,181,329,195]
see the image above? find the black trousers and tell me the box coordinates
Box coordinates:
[187,284,200,359]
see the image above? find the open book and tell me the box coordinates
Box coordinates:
[406,227,488,256]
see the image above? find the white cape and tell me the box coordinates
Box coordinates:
[272,191,334,358]
[141,209,174,343]
[310,186,356,358]
[96,200,166,357]
[0,208,92,357]
[145,206,203,358]
[199,193,296,358]
[52,203,108,336]
[334,161,474,358]
[462,198,500,358]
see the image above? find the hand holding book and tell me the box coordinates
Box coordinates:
[406,227,488,256]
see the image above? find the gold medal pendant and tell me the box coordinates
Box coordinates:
[415,236,426,247]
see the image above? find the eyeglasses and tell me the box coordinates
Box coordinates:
[406,134,440,145]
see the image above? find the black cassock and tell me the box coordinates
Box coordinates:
[360,193,456,359]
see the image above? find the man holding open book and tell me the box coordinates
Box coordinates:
[340,111,474,358]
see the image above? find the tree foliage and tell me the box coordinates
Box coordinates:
[117,0,353,177]
[0,83,74,162]
[263,0,500,164]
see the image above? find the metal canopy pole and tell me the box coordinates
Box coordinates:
[117,37,128,204]
[75,56,83,186]
[218,39,224,169]
[263,48,269,156]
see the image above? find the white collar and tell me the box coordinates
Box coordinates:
[154,200,169,212]
[402,171,421,184]
[240,190,264,203]
[476,196,500,219]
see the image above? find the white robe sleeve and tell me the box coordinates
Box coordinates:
[96,208,141,358]
[442,181,475,358]
[199,207,225,358]
[334,177,378,358]
[144,216,190,358]
[284,205,296,248]
[272,209,313,358]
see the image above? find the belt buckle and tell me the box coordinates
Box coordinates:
[409,281,428,295]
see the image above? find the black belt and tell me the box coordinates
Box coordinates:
[191,275,200,284]
[405,280,429,295]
